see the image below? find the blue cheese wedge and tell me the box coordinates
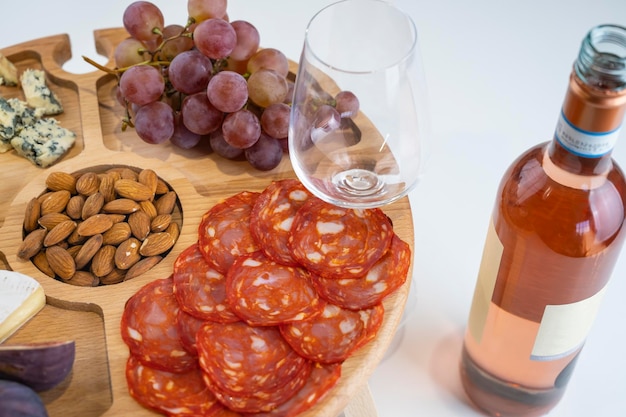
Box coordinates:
[0,97,36,152]
[20,69,63,116]
[0,52,19,87]
[10,117,76,167]
[0,271,45,343]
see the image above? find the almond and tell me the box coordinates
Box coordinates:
[98,173,117,203]
[45,171,77,193]
[81,192,105,219]
[65,195,85,220]
[46,245,76,280]
[165,222,180,243]
[119,167,138,181]
[32,251,55,278]
[75,171,101,196]
[23,197,41,233]
[114,179,154,202]
[138,169,158,197]
[128,211,151,241]
[91,245,116,277]
[115,237,142,270]
[139,232,175,257]
[102,198,141,214]
[102,222,132,245]
[124,255,162,281]
[76,213,113,236]
[150,214,172,233]
[38,212,71,230]
[99,268,126,285]
[18,228,47,260]
[43,220,77,247]
[154,191,177,215]
[155,178,170,194]
[65,270,99,287]
[139,200,158,219]
[74,233,104,270]
[67,228,88,245]
[108,214,127,224]
[39,190,71,215]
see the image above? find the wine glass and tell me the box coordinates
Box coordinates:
[289,0,430,208]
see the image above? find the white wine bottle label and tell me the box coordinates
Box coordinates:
[531,285,607,360]
[555,110,621,157]
[467,218,503,344]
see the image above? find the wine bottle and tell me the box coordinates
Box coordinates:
[460,24,626,416]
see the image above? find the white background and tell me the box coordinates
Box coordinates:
[2,0,626,415]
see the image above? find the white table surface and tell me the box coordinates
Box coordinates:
[3,1,626,416]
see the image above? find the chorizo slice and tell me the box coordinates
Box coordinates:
[202,360,312,413]
[279,303,366,364]
[311,234,411,310]
[125,354,222,416]
[175,309,207,356]
[120,277,197,373]
[288,198,393,279]
[249,179,314,266]
[197,191,260,273]
[226,251,324,326]
[173,243,240,323]
[244,362,342,417]
[196,321,308,396]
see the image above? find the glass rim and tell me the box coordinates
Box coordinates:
[303,0,419,74]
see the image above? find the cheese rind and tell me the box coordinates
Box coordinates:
[0,271,46,343]
[10,117,76,168]
[20,69,63,116]
[0,52,19,86]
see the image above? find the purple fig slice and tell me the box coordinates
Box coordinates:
[0,380,49,417]
[0,340,75,392]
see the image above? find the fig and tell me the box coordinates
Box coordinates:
[0,380,49,417]
[0,340,75,392]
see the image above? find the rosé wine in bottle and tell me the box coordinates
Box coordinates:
[461,24,626,416]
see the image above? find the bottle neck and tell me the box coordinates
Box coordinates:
[549,72,626,175]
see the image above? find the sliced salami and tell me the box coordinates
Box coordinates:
[196,321,309,396]
[279,303,366,364]
[125,354,222,416]
[202,360,312,413]
[249,179,314,266]
[121,277,197,373]
[197,191,260,273]
[354,303,385,351]
[226,251,324,326]
[173,243,240,323]
[244,362,342,417]
[288,198,393,279]
[175,309,207,356]
[311,234,411,310]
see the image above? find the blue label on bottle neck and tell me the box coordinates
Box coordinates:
[554,110,621,157]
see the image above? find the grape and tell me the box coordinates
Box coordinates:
[245,133,283,171]
[168,50,213,95]
[224,57,249,75]
[193,18,236,60]
[247,69,288,108]
[114,38,148,68]
[119,65,165,106]
[335,91,360,118]
[187,0,227,22]
[206,71,248,113]
[181,92,223,135]
[134,101,174,144]
[123,1,164,44]
[222,109,261,149]
[159,24,194,60]
[171,113,203,149]
[310,104,341,144]
[260,102,290,139]
[209,129,244,160]
[230,20,260,61]
[247,48,289,77]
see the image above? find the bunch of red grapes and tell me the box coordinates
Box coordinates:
[113,0,296,171]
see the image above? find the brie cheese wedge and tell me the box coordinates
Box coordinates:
[0,271,46,343]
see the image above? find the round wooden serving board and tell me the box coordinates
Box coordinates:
[0,28,414,417]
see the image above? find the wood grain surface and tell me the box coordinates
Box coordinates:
[0,28,414,417]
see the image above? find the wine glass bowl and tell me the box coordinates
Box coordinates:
[289,0,429,208]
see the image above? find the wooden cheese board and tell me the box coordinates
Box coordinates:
[0,28,414,417]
